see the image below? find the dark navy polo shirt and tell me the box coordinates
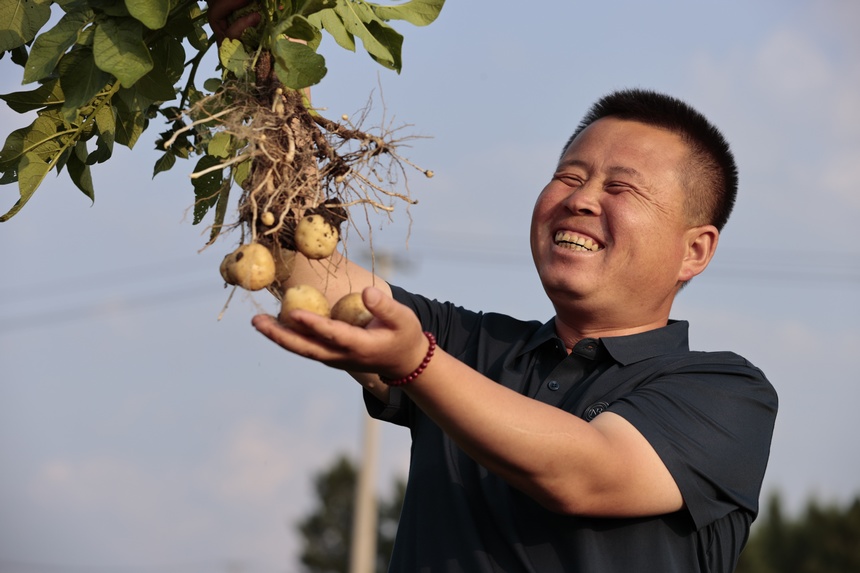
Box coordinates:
[365,286,778,573]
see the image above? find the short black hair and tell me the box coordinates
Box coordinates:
[564,89,738,231]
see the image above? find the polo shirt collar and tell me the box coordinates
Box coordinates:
[600,320,690,365]
[518,318,691,366]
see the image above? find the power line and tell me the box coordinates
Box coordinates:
[0,281,226,335]
[1,244,856,335]
[2,244,857,299]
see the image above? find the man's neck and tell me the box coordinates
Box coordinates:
[553,311,671,353]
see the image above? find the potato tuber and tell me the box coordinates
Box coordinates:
[279,284,331,328]
[294,214,339,259]
[221,243,276,291]
[331,292,373,327]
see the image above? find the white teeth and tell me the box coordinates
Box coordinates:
[554,231,602,251]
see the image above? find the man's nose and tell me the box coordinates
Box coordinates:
[563,181,602,216]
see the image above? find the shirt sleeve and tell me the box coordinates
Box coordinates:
[608,353,778,530]
[363,284,485,426]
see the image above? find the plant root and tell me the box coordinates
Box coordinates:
[179,74,428,301]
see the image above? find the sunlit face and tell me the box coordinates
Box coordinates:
[530,117,700,322]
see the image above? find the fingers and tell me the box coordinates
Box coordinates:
[252,312,362,367]
[206,0,260,41]
[251,288,429,379]
[223,12,261,40]
[361,286,413,329]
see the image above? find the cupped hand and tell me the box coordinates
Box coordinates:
[251,287,430,379]
[206,0,262,42]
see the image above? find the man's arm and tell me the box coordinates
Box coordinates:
[252,288,684,518]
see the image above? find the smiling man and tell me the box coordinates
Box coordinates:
[250,88,778,572]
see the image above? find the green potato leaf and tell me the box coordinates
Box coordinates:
[297,0,337,17]
[24,114,63,162]
[4,152,50,221]
[135,63,177,102]
[151,35,186,85]
[191,154,223,224]
[308,9,355,52]
[333,1,402,71]
[0,0,52,52]
[209,176,231,243]
[272,14,321,45]
[273,36,327,89]
[152,149,176,177]
[23,9,93,84]
[218,38,251,80]
[58,47,111,119]
[232,156,251,187]
[67,141,95,200]
[125,0,170,30]
[0,126,27,185]
[113,87,149,148]
[93,17,153,87]
[207,131,233,159]
[370,0,445,26]
[88,105,116,164]
[0,79,64,113]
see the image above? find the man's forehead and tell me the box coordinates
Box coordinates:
[562,119,688,168]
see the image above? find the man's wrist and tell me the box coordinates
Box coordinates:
[380,331,436,386]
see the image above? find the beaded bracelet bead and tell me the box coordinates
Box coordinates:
[380,331,436,386]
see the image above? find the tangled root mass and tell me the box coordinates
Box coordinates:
[180,61,428,298]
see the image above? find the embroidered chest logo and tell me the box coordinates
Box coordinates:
[583,401,609,421]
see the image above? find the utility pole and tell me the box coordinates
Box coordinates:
[349,406,381,573]
[348,251,402,573]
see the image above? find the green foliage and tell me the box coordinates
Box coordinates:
[736,492,860,573]
[0,0,52,52]
[0,0,445,223]
[297,453,405,573]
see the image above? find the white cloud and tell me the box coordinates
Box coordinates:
[752,28,833,105]
[30,457,159,515]
[207,417,301,503]
[821,147,860,208]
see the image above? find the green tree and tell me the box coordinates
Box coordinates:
[736,492,860,573]
[297,453,405,573]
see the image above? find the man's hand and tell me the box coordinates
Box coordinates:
[207,0,262,42]
[251,286,430,381]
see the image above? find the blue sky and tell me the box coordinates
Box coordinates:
[1,1,859,571]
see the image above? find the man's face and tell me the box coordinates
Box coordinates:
[530,117,700,322]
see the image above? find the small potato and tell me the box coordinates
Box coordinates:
[294,214,339,259]
[331,292,373,327]
[279,284,330,328]
[222,243,276,291]
[219,255,232,283]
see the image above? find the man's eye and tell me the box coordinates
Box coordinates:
[555,174,583,186]
[606,182,631,193]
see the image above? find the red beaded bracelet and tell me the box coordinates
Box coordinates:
[380,331,437,386]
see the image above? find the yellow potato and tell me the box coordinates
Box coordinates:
[219,255,232,283]
[331,292,373,327]
[279,284,331,328]
[221,243,276,291]
[294,214,339,259]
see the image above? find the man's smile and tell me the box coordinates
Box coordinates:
[554,231,603,252]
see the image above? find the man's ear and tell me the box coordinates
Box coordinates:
[678,225,719,283]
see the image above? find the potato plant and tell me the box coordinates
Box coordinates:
[0,0,444,303]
